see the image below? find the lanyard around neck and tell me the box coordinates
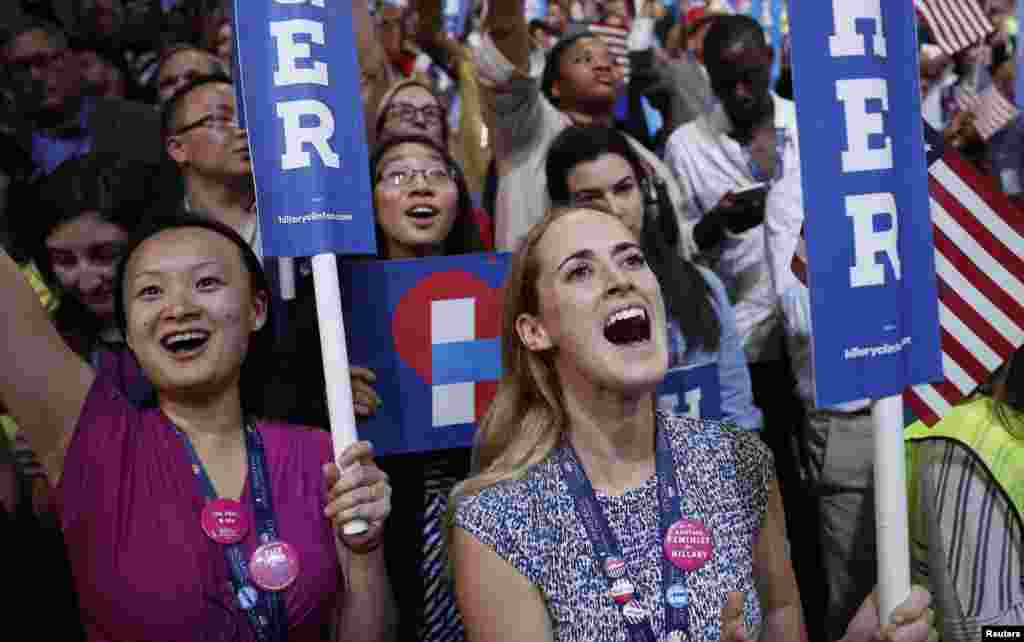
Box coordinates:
[171,421,287,642]
[560,420,692,642]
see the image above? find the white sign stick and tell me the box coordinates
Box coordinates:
[872,394,911,623]
[312,252,368,536]
[278,257,296,301]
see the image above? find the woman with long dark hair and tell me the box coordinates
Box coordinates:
[546,124,761,429]
[348,133,485,642]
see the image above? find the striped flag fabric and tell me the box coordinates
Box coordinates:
[915,0,994,56]
[969,85,1020,141]
[791,122,1024,426]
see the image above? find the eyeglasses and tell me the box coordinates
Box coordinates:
[385,103,445,126]
[174,114,242,136]
[377,167,453,189]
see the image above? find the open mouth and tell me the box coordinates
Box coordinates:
[603,306,651,345]
[406,205,439,220]
[160,330,211,355]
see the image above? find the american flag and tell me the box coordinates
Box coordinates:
[791,122,1024,426]
[915,0,994,56]
[968,85,1020,141]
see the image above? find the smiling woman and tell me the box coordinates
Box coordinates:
[16,152,176,405]
[0,214,397,641]
[446,205,937,642]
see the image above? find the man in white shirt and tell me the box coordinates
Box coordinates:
[474,0,696,253]
[664,15,840,640]
[765,170,878,642]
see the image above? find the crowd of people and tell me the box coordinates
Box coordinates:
[0,0,1020,641]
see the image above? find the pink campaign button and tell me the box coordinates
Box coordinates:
[249,540,300,592]
[663,518,714,572]
[201,498,250,545]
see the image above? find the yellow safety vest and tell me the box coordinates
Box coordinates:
[904,396,1024,639]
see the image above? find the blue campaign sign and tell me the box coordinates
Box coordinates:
[340,253,510,455]
[656,363,722,422]
[790,1,942,407]
[233,0,376,258]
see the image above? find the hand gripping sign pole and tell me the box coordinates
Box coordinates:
[234,0,382,536]
[790,1,943,622]
[312,254,366,535]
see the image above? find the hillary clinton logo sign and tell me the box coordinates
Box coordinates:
[340,254,507,455]
[790,0,942,407]
[342,254,726,454]
[234,0,376,257]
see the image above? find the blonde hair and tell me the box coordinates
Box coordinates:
[444,205,620,559]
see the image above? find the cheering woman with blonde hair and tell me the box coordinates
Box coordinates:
[449,204,936,642]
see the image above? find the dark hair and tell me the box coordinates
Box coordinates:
[18,152,177,360]
[68,41,145,101]
[540,28,598,107]
[160,71,234,140]
[702,14,767,70]
[23,152,170,286]
[369,133,484,258]
[991,347,1024,439]
[113,214,276,418]
[544,125,721,353]
[152,43,227,95]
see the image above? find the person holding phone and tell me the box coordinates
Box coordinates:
[545,124,762,430]
[662,14,825,638]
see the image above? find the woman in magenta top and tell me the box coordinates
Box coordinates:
[0,215,396,641]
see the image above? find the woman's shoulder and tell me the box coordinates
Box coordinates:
[454,457,560,527]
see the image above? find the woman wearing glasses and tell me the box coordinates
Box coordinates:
[339,133,486,642]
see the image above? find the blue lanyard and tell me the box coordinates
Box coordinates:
[171,421,287,642]
[560,422,690,642]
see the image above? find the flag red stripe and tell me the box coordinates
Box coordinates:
[936,277,1016,360]
[933,226,1024,328]
[937,154,1024,238]
[929,175,1024,281]
[920,2,962,54]
[931,364,970,405]
[931,0,972,50]
[937,321,992,390]
[904,388,941,426]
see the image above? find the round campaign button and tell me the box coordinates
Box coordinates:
[609,578,635,605]
[201,498,250,545]
[663,518,714,572]
[237,584,259,610]
[603,556,626,579]
[665,583,689,609]
[249,540,300,591]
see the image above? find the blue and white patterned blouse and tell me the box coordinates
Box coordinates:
[455,412,774,642]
